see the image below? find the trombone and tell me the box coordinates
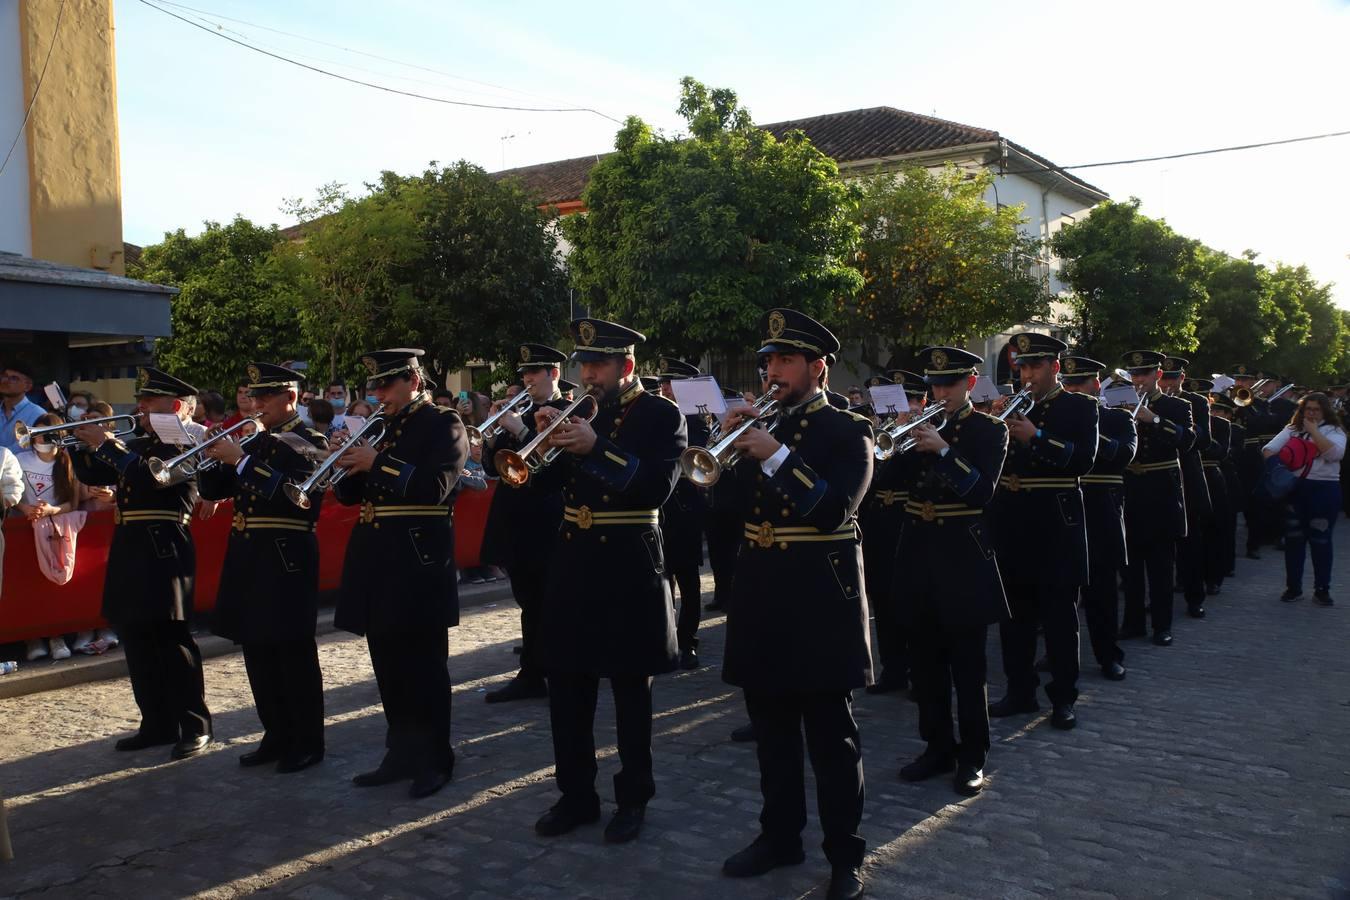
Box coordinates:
[147,414,263,485]
[679,385,782,487]
[283,404,388,508]
[494,393,599,487]
[466,390,533,447]
[874,402,946,461]
[14,414,137,450]
[1231,379,1268,407]
[997,387,1035,421]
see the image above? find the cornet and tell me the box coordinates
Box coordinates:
[147,414,263,485]
[466,390,533,447]
[494,393,600,487]
[997,387,1035,421]
[679,385,782,487]
[14,414,138,450]
[874,402,946,461]
[284,404,388,508]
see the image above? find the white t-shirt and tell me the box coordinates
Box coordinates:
[1263,424,1346,482]
[15,449,58,505]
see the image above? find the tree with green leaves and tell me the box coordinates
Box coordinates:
[1051,198,1206,364]
[1191,248,1274,376]
[132,217,303,393]
[1258,262,1342,384]
[841,164,1049,367]
[563,77,862,361]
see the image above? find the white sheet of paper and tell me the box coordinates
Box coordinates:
[1211,375,1235,394]
[970,375,1001,403]
[670,376,727,417]
[147,413,195,446]
[867,384,910,416]
[341,416,367,437]
[44,382,66,411]
[1103,384,1140,408]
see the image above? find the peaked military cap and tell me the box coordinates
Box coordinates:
[245,362,302,397]
[570,318,644,362]
[1122,350,1166,373]
[919,346,982,386]
[134,366,198,398]
[1008,332,1067,362]
[1210,393,1236,411]
[756,308,840,358]
[866,374,893,387]
[639,375,660,392]
[657,357,701,380]
[1229,363,1255,379]
[558,378,579,395]
[825,352,838,367]
[1184,377,1214,394]
[361,348,425,382]
[1256,370,1282,383]
[1059,355,1106,382]
[884,369,927,397]
[1161,355,1189,377]
[517,343,567,373]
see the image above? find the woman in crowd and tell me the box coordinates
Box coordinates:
[347,399,376,419]
[1264,392,1345,607]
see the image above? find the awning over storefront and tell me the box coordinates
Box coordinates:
[0,251,175,337]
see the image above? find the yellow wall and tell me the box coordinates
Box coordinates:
[19,0,124,274]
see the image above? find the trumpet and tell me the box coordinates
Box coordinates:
[283,404,388,508]
[147,414,263,485]
[874,402,946,461]
[1268,384,1295,403]
[494,393,600,487]
[679,385,782,487]
[14,414,138,450]
[466,391,533,447]
[997,387,1035,421]
[1231,378,1268,407]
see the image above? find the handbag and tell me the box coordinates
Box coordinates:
[1257,444,1315,502]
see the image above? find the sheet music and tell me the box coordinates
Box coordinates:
[670,377,728,418]
[147,413,195,446]
[1103,384,1140,408]
[867,384,910,416]
[44,382,66,411]
[970,376,1001,403]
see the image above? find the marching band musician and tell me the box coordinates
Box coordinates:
[334,348,468,799]
[656,357,710,669]
[1190,381,1234,596]
[1120,351,1195,646]
[480,343,570,704]
[989,334,1098,730]
[704,385,748,616]
[528,319,685,846]
[894,346,1008,797]
[1061,357,1136,681]
[198,362,329,773]
[1213,393,1247,581]
[718,310,871,900]
[71,367,214,760]
[1161,358,1213,620]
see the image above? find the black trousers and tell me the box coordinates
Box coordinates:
[910,620,989,770]
[241,639,324,756]
[367,628,452,775]
[119,619,212,741]
[669,567,702,651]
[705,507,741,609]
[547,673,654,810]
[865,559,909,687]
[508,563,548,682]
[1176,528,1207,608]
[1081,563,1123,668]
[1246,495,1279,552]
[1203,511,1234,589]
[999,582,1080,705]
[743,689,865,868]
[1123,533,1175,634]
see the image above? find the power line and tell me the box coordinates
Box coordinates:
[137,0,625,124]
[0,0,69,180]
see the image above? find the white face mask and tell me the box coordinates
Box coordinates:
[68,404,88,419]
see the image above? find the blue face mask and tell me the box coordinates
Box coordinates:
[330,397,346,411]
[365,395,378,404]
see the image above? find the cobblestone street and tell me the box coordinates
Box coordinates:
[2,527,1348,899]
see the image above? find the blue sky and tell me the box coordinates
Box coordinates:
[114,0,1350,308]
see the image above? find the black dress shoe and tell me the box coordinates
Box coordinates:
[1280,588,1302,602]
[276,751,324,774]
[1118,625,1147,640]
[1206,584,1221,596]
[485,676,549,704]
[954,765,985,797]
[1187,604,1205,619]
[409,768,452,799]
[827,865,865,900]
[730,723,757,743]
[170,734,213,761]
[1151,631,1173,646]
[722,835,806,877]
[899,753,955,782]
[603,805,645,843]
[239,747,283,768]
[988,696,1039,718]
[1314,590,1334,607]
[1051,704,1077,730]
[352,764,409,787]
[534,801,601,837]
[1101,661,1126,681]
[679,648,700,670]
[114,731,177,752]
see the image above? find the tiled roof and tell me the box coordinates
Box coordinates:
[492,153,611,207]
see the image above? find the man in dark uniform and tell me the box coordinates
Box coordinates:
[1120,351,1195,646]
[332,349,467,799]
[199,363,329,772]
[72,367,213,760]
[656,357,709,669]
[822,352,851,410]
[1193,383,1233,595]
[704,385,746,615]
[1062,357,1136,681]
[989,333,1098,730]
[1161,358,1213,619]
[1236,366,1285,557]
[719,309,871,900]
[1214,393,1246,580]
[481,343,569,703]
[528,318,685,845]
[894,346,1009,797]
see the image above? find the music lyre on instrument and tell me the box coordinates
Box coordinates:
[466,390,533,448]
[14,414,137,450]
[679,384,782,487]
[494,392,600,487]
[283,404,389,508]
[147,414,264,485]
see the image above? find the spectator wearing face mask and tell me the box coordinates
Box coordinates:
[66,391,95,421]
[0,362,44,456]
[325,382,349,431]
[348,399,375,419]
[298,388,316,425]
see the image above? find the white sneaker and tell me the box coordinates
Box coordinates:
[25,639,48,661]
[49,637,72,661]
[71,630,95,653]
[97,628,120,648]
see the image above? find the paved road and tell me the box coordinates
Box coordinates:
[1,529,1348,899]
